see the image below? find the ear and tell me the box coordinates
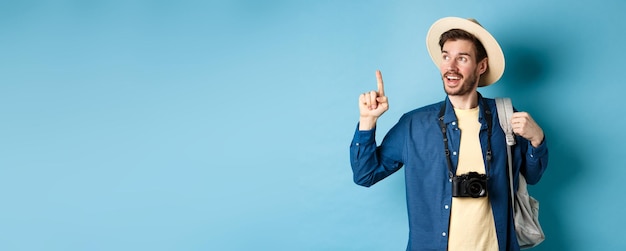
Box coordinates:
[478,58,488,75]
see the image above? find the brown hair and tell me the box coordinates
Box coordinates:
[439,29,487,62]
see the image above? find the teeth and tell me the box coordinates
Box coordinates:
[447,76,460,80]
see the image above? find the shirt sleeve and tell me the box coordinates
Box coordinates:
[349,118,406,187]
[523,137,548,185]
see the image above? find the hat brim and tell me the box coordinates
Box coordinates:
[426,17,505,87]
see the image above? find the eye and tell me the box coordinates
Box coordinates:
[458,57,468,63]
[442,55,450,61]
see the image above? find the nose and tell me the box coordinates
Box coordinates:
[446,60,458,71]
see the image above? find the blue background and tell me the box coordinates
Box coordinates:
[1,0,625,250]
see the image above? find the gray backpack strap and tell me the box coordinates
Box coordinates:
[495,97,515,146]
[495,97,518,215]
[496,97,546,247]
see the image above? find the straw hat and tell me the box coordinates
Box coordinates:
[426,17,505,86]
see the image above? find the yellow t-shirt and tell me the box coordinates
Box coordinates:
[448,107,498,251]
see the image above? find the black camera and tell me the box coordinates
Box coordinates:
[451,172,487,198]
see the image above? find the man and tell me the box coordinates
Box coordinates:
[349,17,548,251]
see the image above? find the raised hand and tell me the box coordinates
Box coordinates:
[359,70,389,130]
[511,112,545,147]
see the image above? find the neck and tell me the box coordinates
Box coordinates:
[449,91,479,109]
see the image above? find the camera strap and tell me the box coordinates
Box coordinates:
[438,98,493,179]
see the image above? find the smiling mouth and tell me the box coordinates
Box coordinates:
[445,73,462,81]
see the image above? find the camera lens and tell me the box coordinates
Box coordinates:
[467,180,486,197]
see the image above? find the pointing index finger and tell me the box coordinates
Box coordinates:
[376,70,385,96]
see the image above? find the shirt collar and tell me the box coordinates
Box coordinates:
[441,92,488,127]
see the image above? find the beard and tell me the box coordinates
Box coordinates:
[442,71,480,96]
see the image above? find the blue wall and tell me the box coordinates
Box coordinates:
[1,0,625,250]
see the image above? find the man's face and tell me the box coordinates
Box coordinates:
[439,39,487,96]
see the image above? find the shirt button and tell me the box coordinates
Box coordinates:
[444,205,449,209]
[449,178,452,183]
[452,122,456,126]
[452,151,457,156]
[355,143,360,146]
[442,232,447,237]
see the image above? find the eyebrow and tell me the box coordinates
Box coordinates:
[441,51,473,57]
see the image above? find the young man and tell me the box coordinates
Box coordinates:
[350,17,548,251]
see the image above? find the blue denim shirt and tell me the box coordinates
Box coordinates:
[350,94,548,251]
